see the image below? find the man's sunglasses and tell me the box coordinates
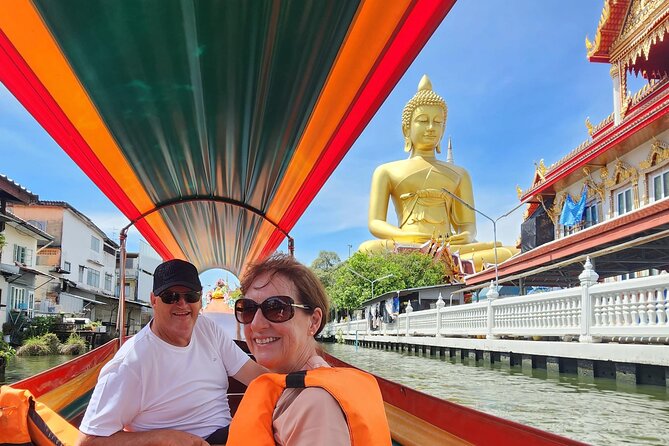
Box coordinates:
[158,290,202,304]
[234,295,312,324]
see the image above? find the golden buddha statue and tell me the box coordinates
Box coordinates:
[359,75,518,270]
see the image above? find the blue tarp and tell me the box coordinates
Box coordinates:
[559,186,587,227]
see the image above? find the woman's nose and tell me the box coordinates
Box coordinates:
[250,307,270,329]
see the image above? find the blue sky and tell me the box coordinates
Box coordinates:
[1,1,618,290]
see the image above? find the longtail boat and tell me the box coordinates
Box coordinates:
[1,1,584,444]
[2,339,585,445]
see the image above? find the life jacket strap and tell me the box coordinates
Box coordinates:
[285,370,307,388]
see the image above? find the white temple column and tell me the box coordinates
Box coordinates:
[611,63,622,125]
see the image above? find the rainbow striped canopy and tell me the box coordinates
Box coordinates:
[0,0,455,275]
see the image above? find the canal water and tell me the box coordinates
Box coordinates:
[322,343,669,446]
[1,355,76,385]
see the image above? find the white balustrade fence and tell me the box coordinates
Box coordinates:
[589,274,669,337]
[328,259,669,344]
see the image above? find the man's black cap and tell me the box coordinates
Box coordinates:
[153,259,202,295]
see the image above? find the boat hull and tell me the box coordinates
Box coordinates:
[4,340,585,445]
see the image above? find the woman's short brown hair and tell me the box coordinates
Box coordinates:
[240,254,330,335]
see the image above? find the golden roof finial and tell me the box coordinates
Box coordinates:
[534,159,547,181]
[585,116,594,136]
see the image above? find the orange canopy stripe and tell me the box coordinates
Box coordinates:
[0,0,184,259]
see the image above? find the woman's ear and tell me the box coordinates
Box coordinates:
[310,308,323,335]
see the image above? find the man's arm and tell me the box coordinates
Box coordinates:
[77,429,209,446]
[232,358,267,385]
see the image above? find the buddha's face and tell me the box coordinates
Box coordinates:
[408,105,445,151]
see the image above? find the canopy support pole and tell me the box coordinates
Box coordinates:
[117,227,128,347]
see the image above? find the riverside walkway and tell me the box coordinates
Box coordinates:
[325,259,669,387]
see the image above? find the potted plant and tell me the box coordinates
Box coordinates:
[0,338,16,371]
[2,322,12,343]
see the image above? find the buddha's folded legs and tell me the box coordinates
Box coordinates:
[458,246,520,271]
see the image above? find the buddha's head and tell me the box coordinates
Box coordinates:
[402,75,447,153]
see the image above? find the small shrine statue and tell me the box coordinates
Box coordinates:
[359,75,518,270]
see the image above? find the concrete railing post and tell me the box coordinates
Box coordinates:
[579,256,600,343]
[435,292,445,337]
[486,281,499,340]
[405,301,413,336]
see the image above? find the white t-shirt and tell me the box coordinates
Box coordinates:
[79,315,249,438]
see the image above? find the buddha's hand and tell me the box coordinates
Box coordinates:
[445,231,473,245]
[392,231,432,243]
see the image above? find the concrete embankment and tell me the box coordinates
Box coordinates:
[335,335,669,388]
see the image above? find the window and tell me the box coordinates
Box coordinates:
[562,202,599,237]
[650,169,669,202]
[10,287,26,311]
[616,188,633,215]
[64,261,71,273]
[13,244,33,266]
[79,265,85,282]
[87,269,100,288]
[90,236,100,252]
[27,220,46,231]
[125,258,135,269]
[115,283,131,298]
[105,273,113,291]
[27,291,34,317]
[583,203,598,228]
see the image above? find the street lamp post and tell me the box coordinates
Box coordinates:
[440,189,526,291]
[347,268,394,301]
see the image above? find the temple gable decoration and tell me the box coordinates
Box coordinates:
[639,138,669,169]
[586,0,669,121]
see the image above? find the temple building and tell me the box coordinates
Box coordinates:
[466,0,669,291]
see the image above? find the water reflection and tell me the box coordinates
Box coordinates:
[1,355,76,385]
[322,343,669,446]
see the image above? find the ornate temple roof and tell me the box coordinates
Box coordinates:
[519,0,669,202]
[587,0,669,79]
[519,77,669,201]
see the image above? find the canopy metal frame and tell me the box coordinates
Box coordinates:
[116,196,294,346]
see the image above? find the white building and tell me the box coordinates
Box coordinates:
[0,176,54,328]
[109,240,160,333]
[10,201,119,324]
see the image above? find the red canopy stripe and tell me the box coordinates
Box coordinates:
[0,29,175,259]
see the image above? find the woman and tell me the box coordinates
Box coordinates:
[227,254,391,445]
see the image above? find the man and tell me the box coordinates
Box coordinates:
[77,259,266,446]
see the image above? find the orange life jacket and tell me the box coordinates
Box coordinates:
[0,385,79,446]
[227,367,391,445]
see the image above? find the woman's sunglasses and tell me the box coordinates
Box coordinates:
[234,295,312,324]
[158,290,202,304]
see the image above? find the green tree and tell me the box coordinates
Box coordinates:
[310,251,341,290]
[328,251,446,310]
